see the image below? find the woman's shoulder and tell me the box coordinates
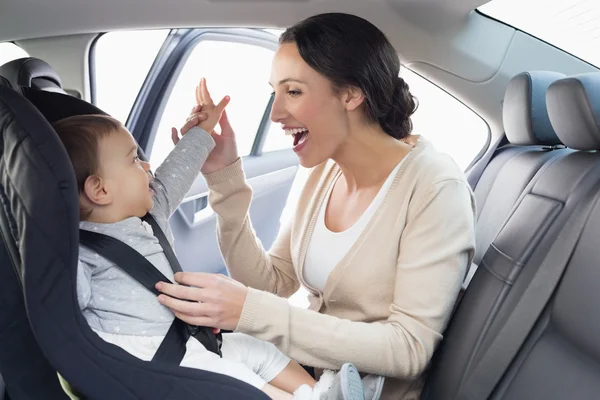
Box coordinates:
[407,136,470,188]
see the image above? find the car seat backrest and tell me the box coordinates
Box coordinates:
[487,72,600,400]
[424,72,600,399]
[470,71,568,278]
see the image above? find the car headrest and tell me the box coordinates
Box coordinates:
[547,73,600,151]
[20,86,108,123]
[0,57,66,94]
[503,71,566,146]
[18,86,149,161]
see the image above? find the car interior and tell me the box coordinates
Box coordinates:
[1,0,599,398]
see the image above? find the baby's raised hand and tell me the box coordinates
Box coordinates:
[171,105,208,145]
[195,78,230,134]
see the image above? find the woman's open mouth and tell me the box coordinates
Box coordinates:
[285,127,309,147]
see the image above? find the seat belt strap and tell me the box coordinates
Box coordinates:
[459,188,600,399]
[79,217,222,364]
[142,214,224,354]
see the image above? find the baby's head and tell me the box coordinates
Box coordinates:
[54,114,154,223]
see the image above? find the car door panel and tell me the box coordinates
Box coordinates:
[170,153,298,274]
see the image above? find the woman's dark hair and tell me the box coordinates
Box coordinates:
[280,13,418,140]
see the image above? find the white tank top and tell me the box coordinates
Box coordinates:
[303,159,405,292]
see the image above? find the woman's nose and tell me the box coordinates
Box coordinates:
[269,93,288,123]
[142,161,151,172]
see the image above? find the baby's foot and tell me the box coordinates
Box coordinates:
[293,364,365,400]
[320,363,364,400]
[361,375,384,400]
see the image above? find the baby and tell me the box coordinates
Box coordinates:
[53,79,375,400]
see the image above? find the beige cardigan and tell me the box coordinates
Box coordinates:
[205,139,476,399]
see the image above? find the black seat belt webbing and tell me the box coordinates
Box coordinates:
[142,215,183,273]
[79,214,222,365]
[142,214,225,355]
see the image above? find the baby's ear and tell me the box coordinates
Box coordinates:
[83,175,112,206]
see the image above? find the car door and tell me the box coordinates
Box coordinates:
[126,28,299,275]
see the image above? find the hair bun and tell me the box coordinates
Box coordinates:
[378,76,418,139]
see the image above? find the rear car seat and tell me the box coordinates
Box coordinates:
[466,71,569,287]
[423,72,600,399]
[0,80,268,399]
[0,57,67,94]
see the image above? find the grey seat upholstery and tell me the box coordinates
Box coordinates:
[489,72,600,400]
[471,71,568,274]
[0,57,66,94]
[424,72,600,399]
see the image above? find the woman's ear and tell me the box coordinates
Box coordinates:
[83,175,112,206]
[341,86,366,112]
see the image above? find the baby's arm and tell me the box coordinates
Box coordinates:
[150,127,215,219]
[152,79,228,219]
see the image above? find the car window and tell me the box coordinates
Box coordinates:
[480,0,600,67]
[252,29,293,154]
[402,68,488,170]
[149,40,276,166]
[0,42,28,67]
[92,30,169,124]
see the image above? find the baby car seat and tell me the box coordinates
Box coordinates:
[0,78,268,400]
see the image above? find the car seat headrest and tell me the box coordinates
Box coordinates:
[547,73,600,151]
[503,71,566,146]
[20,86,108,124]
[0,57,66,94]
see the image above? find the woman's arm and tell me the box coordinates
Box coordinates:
[235,179,475,379]
[204,158,300,298]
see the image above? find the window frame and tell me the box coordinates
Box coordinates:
[401,65,491,170]
[476,5,600,69]
[105,28,280,158]
[88,28,488,167]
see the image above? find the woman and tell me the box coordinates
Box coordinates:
[157,12,476,399]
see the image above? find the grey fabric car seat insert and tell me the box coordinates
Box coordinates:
[465,71,568,288]
[423,72,600,400]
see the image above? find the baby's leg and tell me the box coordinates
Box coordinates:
[221,333,316,393]
[184,346,294,400]
[181,336,268,391]
[96,330,297,399]
[268,360,316,394]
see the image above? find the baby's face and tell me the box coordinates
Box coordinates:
[97,127,154,218]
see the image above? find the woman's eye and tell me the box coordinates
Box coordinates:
[287,90,301,97]
[133,156,140,163]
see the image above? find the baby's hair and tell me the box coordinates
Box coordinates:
[53,114,123,219]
